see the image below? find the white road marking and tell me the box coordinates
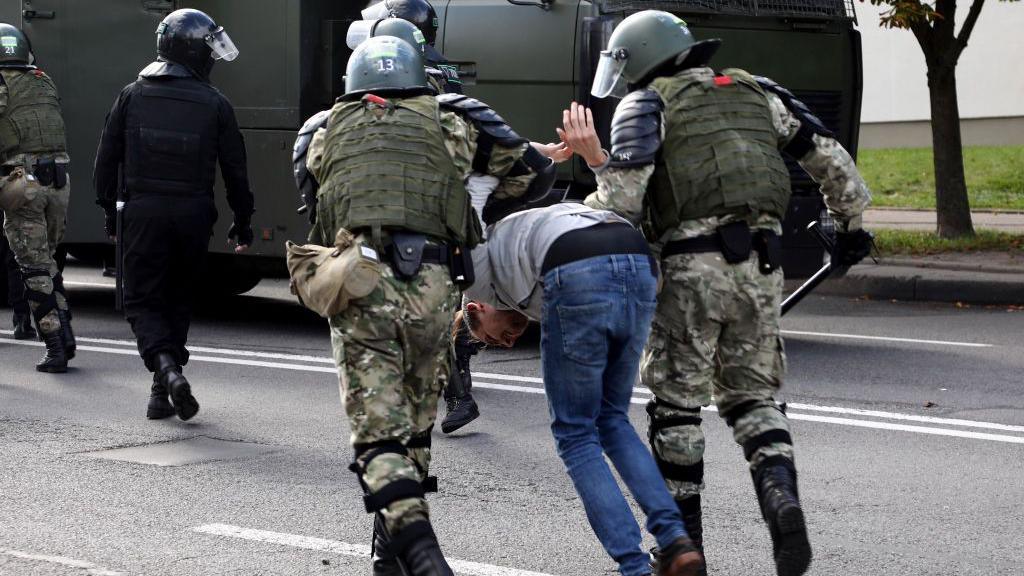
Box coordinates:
[194,523,557,576]
[780,329,992,348]
[0,549,124,576]
[62,281,115,289]
[5,333,1022,444]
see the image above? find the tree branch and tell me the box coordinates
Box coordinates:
[955,0,988,59]
[909,19,934,62]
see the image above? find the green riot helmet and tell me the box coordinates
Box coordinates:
[0,23,33,66]
[346,18,427,56]
[591,10,720,98]
[343,36,429,99]
[362,0,438,46]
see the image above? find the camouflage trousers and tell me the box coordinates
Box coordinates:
[642,252,792,499]
[329,262,459,535]
[2,177,70,335]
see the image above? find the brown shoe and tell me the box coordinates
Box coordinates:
[656,537,705,576]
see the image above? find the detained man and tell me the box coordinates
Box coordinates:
[459,202,704,576]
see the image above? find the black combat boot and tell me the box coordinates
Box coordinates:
[677,495,706,576]
[371,513,404,576]
[441,395,479,434]
[655,536,704,576]
[36,330,68,373]
[752,456,812,576]
[390,521,454,576]
[57,309,76,360]
[146,372,176,420]
[154,352,199,421]
[13,311,36,340]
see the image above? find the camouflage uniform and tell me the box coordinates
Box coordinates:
[0,68,71,342]
[307,94,531,537]
[586,66,871,499]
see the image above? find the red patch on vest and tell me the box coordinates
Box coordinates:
[713,75,733,86]
[362,94,390,107]
[33,70,45,77]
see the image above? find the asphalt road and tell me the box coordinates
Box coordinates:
[2,264,1022,576]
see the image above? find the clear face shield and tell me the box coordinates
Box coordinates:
[591,48,629,99]
[346,20,376,50]
[204,27,238,62]
[361,1,391,20]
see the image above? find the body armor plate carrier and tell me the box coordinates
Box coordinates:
[0,69,67,159]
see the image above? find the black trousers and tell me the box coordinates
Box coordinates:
[122,196,215,372]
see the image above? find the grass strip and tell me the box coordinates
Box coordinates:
[873,229,1024,255]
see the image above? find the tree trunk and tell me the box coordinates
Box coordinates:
[927,63,975,238]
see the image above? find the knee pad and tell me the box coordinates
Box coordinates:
[646,398,705,486]
[351,441,426,514]
[721,400,793,461]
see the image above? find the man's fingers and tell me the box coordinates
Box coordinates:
[585,107,595,129]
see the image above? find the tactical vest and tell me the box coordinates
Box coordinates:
[644,68,791,239]
[122,77,222,197]
[318,95,479,247]
[0,69,67,160]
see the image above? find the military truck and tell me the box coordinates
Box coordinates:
[0,0,861,298]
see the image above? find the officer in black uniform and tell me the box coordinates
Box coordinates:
[93,8,254,421]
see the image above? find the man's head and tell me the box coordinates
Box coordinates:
[342,35,429,100]
[458,301,529,348]
[156,8,238,80]
[591,10,720,98]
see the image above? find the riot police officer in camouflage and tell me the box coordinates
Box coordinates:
[94,9,253,421]
[560,11,873,576]
[306,35,554,576]
[0,23,75,372]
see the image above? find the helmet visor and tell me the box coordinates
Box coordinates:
[205,27,238,62]
[591,49,628,99]
[361,2,391,20]
[346,20,375,50]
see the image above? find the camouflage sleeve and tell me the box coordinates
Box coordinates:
[439,109,532,198]
[0,79,7,116]
[767,92,801,148]
[439,109,477,180]
[584,164,655,226]
[797,135,872,231]
[488,141,533,200]
[306,126,328,184]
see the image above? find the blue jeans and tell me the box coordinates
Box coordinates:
[541,254,688,576]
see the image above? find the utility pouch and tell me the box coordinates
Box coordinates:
[449,244,475,289]
[285,228,382,318]
[389,232,427,280]
[754,231,783,275]
[53,163,68,189]
[716,221,752,264]
[33,157,56,187]
[0,167,38,211]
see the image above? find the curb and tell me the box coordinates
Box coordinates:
[811,264,1024,305]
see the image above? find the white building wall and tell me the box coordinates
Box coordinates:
[857,1,1024,146]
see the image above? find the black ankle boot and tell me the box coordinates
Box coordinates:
[13,311,36,340]
[390,521,453,576]
[154,352,199,421]
[36,330,68,373]
[752,456,811,576]
[677,495,706,576]
[146,375,176,419]
[441,394,479,434]
[371,514,404,576]
[57,309,76,360]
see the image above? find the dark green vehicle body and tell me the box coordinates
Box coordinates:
[1,0,860,291]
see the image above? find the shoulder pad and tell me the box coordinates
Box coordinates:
[754,75,834,138]
[609,89,663,168]
[298,109,330,138]
[437,93,526,147]
[292,110,329,211]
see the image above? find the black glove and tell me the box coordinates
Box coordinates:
[833,228,874,268]
[104,210,117,238]
[228,219,254,247]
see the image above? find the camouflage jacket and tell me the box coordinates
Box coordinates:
[585,67,871,249]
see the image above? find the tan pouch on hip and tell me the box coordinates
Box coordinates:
[0,167,40,212]
[286,228,382,318]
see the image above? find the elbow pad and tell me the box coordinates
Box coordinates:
[438,93,528,173]
[608,89,663,169]
[755,75,834,158]
[292,109,330,222]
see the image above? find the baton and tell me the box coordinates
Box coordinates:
[780,221,837,316]
[114,200,125,313]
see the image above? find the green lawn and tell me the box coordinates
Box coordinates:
[858,146,1024,210]
[873,229,1024,255]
